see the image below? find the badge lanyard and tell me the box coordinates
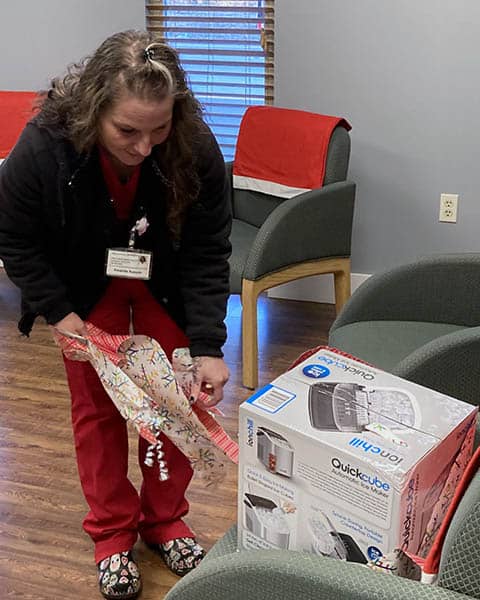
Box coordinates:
[105,216,153,280]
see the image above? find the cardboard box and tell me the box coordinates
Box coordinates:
[238,348,477,563]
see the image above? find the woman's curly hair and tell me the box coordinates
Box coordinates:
[37,30,206,238]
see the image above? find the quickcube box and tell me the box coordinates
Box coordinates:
[237,348,477,562]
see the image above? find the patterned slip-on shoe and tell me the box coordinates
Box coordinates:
[97,550,142,599]
[149,537,205,577]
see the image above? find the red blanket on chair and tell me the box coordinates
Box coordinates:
[233,106,351,198]
[0,91,38,158]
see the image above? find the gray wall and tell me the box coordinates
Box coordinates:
[0,1,145,90]
[275,0,480,274]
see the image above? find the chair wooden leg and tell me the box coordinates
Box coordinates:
[333,259,351,315]
[241,279,260,389]
[240,259,351,388]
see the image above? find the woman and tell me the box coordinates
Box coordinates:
[0,30,231,599]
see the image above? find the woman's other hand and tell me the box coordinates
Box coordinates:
[191,356,229,409]
[51,312,89,337]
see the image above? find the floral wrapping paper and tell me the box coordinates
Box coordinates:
[366,548,422,580]
[55,323,238,487]
[417,419,475,557]
[365,413,476,582]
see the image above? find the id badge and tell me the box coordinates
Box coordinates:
[105,248,153,280]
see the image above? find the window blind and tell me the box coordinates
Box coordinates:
[146,0,274,161]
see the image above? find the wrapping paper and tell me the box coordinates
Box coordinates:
[56,322,238,487]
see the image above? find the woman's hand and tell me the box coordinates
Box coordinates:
[191,356,230,409]
[51,312,89,337]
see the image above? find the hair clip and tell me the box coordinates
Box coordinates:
[143,48,155,62]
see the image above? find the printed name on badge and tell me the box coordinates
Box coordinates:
[106,248,152,280]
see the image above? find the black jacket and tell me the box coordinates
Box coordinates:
[0,120,232,357]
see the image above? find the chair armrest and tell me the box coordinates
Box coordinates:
[243,181,355,281]
[330,254,480,333]
[393,326,480,410]
[165,547,470,600]
[393,327,480,456]
[438,468,480,597]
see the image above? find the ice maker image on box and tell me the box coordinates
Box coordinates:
[243,493,291,549]
[308,512,367,564]
[257,426,294,477]
[308,382,420,434]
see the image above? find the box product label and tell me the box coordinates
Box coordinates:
[296,455,393,528]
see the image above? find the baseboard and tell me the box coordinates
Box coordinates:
[267,272,371,304]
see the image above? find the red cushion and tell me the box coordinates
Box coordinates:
[0,91,38,158]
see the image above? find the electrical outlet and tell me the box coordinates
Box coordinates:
[439,194,458,223]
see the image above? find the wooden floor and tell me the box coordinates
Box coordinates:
[0,271,336,599]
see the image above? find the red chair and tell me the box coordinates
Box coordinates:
[0,91,37,159]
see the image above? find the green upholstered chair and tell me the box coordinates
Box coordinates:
[165,465,480,599]
[328,254,480,422]
[228,123,356,389]
[164,254,480,600]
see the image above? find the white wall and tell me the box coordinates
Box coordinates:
[274,0,480,277]
[0,1,145,90]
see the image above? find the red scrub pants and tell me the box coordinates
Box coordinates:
[63,279,195,563]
